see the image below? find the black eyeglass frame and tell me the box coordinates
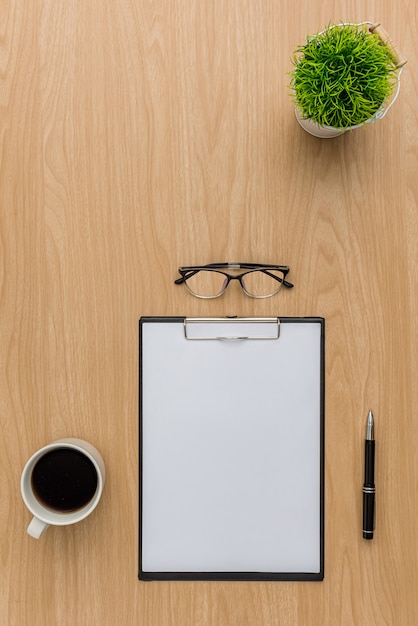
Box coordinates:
[175,262,294,299]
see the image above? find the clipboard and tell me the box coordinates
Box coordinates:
[139,316,325,582]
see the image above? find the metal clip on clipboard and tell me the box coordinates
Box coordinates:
[183,317,280,340]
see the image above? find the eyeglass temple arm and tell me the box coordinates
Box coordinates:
[174,269,200,285]
[282,279,294,289]
[261,269,294,289]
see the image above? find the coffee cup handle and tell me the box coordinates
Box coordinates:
[27,516,49,539]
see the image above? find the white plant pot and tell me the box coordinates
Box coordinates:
[294,108,346,138]
[293,22,406,139]
[294,107,375,138]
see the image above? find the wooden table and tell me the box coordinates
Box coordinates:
[1,2,417,624]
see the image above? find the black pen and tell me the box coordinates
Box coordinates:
[362,410,375,540]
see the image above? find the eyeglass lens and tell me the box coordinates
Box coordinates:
[242,269,285,297]
[185,268,285,298]
[185,270,227,297]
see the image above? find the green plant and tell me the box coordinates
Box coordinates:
[290,24,397,128]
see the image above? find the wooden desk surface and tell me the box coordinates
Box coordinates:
[1,2,417,624]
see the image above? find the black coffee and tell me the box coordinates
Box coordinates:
[31,447,98,512]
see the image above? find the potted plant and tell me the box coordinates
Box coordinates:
[290,22,407,138]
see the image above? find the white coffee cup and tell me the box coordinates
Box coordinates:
[21,438,105,539]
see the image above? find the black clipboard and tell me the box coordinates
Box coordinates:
[139,316,325,582]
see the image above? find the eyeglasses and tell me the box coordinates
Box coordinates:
[175,263,294,299]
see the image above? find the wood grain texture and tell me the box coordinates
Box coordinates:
[1,1,417,624]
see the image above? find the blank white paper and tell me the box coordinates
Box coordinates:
[140,319,323,574]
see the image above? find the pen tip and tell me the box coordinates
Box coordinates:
[366,410,374,439]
